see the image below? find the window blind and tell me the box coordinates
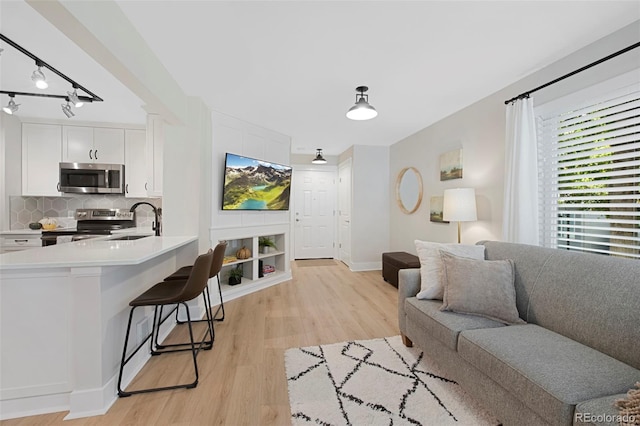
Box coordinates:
[537,88,640,259]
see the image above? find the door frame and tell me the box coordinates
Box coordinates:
[290,164,338,261]
[337,158,352,267]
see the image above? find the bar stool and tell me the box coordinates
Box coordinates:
[117,249,214,397]
[165,241,228,322]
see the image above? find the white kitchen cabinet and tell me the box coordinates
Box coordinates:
[146,114,163,197]
[0,232,42,254]
[62,126,124,164]
[21,123,62,196]
[124,129,148,198]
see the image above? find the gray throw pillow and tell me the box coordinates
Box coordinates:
[439,251,525,325]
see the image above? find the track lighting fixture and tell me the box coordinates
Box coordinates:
[312,148,327,164]
[346,86,377,121]
[31,64,48,89]
[0,33,102,116]
[61,101,75,118]
[67,88,84,108]
[2,95,19,115]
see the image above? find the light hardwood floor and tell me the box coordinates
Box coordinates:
[2,260,399,425]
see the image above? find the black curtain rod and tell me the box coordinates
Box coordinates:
[0,33,103,102]
[504,41,640,105]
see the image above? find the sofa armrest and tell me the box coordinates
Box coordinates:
[398,269,421,335]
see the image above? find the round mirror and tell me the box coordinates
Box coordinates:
[396,167,423,214]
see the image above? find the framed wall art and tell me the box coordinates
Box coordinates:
[440,148,463,181]
[430,196,449,223]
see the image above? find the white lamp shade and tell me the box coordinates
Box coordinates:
[443,188,477,222]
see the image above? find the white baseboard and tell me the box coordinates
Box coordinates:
[349,261,382,272]
[0,317,178,421]
[0,392,69,421]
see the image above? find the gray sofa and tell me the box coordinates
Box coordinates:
[398,240,640,426]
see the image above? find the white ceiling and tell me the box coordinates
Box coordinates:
[2,1,639,156]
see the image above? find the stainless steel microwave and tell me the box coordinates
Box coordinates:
[59,162,125,194]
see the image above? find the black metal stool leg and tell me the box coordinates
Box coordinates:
[117,307,137,397]
[212,274,225,322]
[118,302,204,396]
[176,285,213,324]
[151,292,214,353]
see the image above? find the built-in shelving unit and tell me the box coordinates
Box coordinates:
[210,224,291,302]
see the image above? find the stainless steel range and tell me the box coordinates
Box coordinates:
[41,208,136,246]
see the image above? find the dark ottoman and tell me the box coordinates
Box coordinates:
[382,252,420,288]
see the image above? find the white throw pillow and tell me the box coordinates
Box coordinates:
[414,240,485,300]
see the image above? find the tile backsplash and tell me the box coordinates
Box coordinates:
[10,195,162,230]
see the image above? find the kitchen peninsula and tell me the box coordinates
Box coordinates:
[0,234,198,420]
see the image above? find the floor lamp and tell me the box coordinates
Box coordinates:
[443,188,477,243]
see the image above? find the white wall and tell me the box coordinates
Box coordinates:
[389,21,640,254]
[162,97,212,252]
[210,110,291,231]
[342,144,390,270]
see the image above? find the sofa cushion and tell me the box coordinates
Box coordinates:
[574,394,627,425]
[440,252,525,325]
[458,325,640,426]
[404,298,505,351]
[414,240,485,300]
[480,241,640,371]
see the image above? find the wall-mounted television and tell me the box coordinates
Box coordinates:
[222,153,292,211]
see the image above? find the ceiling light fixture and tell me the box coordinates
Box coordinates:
[346,86,377,121]
[61,101,75,118]
[67,88,84,108]
[0,33,102,115]
[31,63,48,89]
[2,94,19,115]
[312,148,327,164]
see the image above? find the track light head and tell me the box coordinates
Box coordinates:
[61,101,75,118]
[2,95,19,115]
[31,65,48,89]
[67,89,84,108]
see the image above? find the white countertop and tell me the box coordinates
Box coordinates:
[0,234,197,270]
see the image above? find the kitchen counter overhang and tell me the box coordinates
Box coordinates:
[0,235,200,421]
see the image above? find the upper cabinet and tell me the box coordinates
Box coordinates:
[146,114,163,197]
[124,129,147,198]
[22,123,62,196]
[62,126,125,164]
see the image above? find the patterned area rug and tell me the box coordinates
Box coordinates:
[285,336,499,426]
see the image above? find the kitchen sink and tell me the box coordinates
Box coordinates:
[109,235,152,241]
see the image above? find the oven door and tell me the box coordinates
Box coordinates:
[59,162,124,194]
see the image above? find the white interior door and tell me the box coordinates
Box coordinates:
[338,159,352,266]
[294,169,336,259]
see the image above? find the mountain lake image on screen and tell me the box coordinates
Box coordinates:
[222,153,292,210]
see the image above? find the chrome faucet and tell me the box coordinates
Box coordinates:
[129,202,161,236]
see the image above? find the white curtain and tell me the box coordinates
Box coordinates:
[502,97,539,244]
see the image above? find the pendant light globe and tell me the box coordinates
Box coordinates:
[312,149,327,164]
[346,86,377,120]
